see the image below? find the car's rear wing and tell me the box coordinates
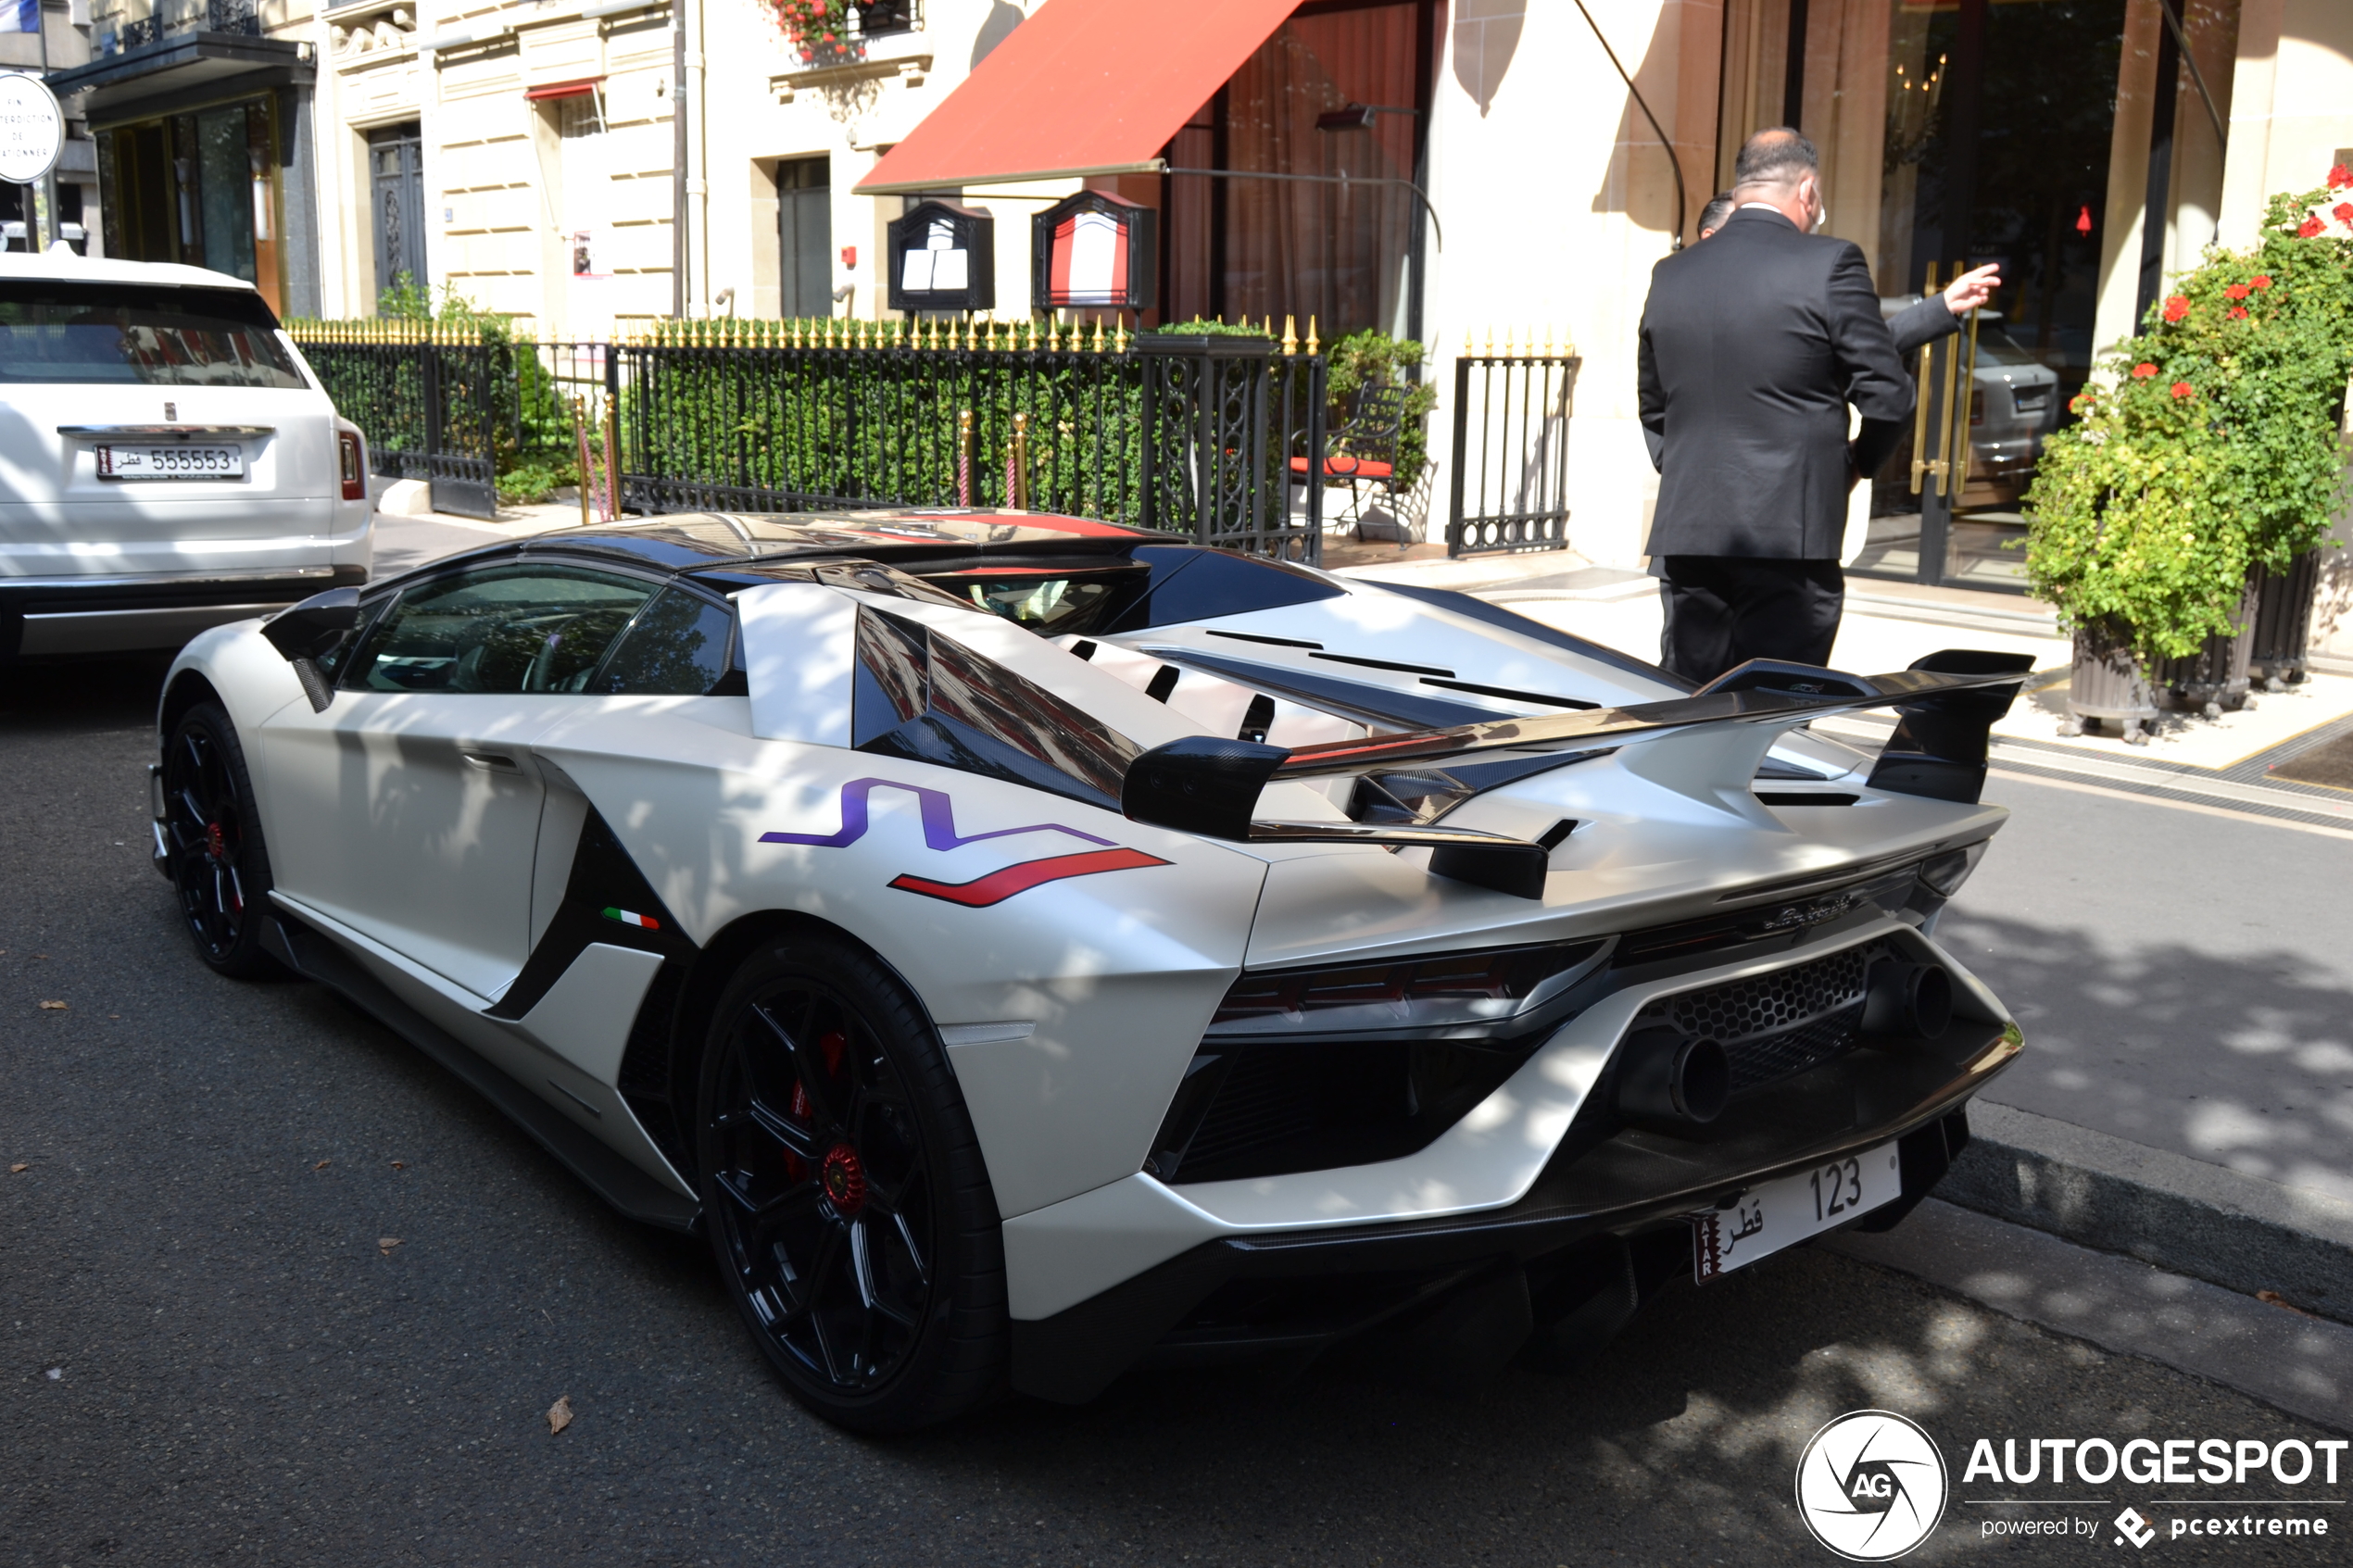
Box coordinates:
[1120,652,2035,897]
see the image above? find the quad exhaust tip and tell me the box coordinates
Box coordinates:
[1863,960,1954,1040]
[1616,1025,1730,1128]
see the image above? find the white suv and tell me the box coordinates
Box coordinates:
[0,254,371,660]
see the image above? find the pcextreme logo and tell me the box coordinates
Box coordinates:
[1795,1411,1950,1561]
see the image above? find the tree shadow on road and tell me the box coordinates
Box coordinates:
[1937,909,2353,1201]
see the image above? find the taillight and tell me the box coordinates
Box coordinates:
[1212,939,1604,1025]
[338,430,366,501]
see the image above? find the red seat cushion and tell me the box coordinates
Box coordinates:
[1287,456,1394,480]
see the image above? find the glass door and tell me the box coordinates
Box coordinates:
[1859,0,2127,591]
[1722,0,2135,592]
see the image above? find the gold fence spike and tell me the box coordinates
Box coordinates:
[1305,315,1319,356]
[1114,320,1128,353]
[1484,326,1495,356]
[1282,314,1298,355]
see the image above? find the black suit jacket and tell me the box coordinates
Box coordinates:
[1887,294,1959,357]
[1638,207,1915,559]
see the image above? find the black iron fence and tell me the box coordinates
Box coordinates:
[289,318,1327,561]
[288,322,503,519]
[1448,348,1580,558]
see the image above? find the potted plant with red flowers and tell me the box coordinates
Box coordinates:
[777,0,860,66]
[2024,170,2353,738]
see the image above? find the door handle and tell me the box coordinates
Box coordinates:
[460,749,522,771]
[1911,262,1941,495]
[1946,303,1982,500]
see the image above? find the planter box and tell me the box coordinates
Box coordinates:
[2249,548,2323,687]
[2153,584,2259,717]
[2063,626,2158,744]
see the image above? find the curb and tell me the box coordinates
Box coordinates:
[1828,1199,2353,1431]
[1943,1100,2353,1324]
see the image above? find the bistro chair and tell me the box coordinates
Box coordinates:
[1291,383,1407,529]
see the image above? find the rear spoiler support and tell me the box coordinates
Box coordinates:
[1117,652,2035,897]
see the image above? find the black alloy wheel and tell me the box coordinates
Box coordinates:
[162,703,280,979]
[698,935,1006,1432]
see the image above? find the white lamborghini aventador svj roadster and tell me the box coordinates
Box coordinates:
[151,510,2030,1431]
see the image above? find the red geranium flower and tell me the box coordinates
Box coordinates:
[2171,382,2194,399]
[2223,282,2250,299]
[2298,215,2325,238]
[2131,361,2158,378]
[2251,275,2272,289]
[2162,295,2190,321]
[2228,307,2249,320]
[2333,164,2353,190]
[2336,203,2353,228]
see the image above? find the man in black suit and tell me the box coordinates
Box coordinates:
[1639,129,1996,684]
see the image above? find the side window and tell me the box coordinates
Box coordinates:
[344,566,655,694]
[314,593,392,683]
[590,585,736,695]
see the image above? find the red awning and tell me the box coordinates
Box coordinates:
[853,0,1298,194]
[523,79,601,100]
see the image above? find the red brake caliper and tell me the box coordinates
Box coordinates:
[785,1030,850,1183]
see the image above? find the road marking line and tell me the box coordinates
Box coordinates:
[1985,768,2353,844]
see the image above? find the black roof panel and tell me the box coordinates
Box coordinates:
[517,508,1160,570]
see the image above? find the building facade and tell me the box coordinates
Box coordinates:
[41,0,2353,596]
[3,0,100,253]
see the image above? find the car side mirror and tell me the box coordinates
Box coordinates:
[262,588,364,712]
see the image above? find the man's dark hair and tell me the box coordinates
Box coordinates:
[1732,128,1820,189]
[1697,192,1736,235]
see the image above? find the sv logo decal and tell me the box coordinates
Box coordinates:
[760,778,1169,908]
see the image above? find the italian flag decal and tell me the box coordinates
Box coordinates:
[601,908,660,930]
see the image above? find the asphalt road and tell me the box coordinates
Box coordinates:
[4,655,2346,1568]
[1946,771,2353,1203]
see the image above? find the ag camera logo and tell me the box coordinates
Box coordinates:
[1796,1411,1950,1561]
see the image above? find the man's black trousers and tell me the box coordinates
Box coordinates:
[1656,556,1844,685]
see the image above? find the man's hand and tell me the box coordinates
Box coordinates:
[1942,263,2001,316]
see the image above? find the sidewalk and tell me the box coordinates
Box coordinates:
[1334,550,2353,1323]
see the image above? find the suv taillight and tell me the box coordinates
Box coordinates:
[337,431,366,501]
